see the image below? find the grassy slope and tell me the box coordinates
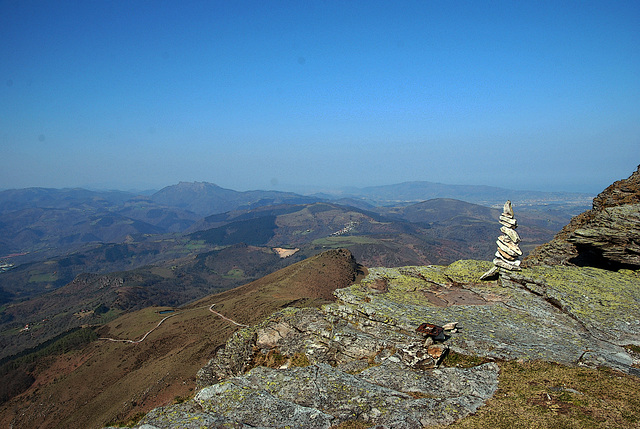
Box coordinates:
[0,249,362,429]
[431,356,640,429]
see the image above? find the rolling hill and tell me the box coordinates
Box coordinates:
[0,197,565,318]
[189,200,565,268]
[0,181,585,267]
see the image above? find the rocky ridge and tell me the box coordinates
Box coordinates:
[524,165,640,269]
[120,259,640,429]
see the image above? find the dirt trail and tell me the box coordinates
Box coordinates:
[209,304,249,327]
[98,304,248,344]
[98,313,179,344]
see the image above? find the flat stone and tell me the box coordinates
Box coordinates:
[499,215,517,228]
[256,322,295,347]
[493,257,521,271]
[479,265,500,280]
[442,322,458,331]
[495,252,521,264]
[497,237,522,257]
[500,226,521,243]
[498,235,522,252]
[427,344,448,363]
[496,247,517,261]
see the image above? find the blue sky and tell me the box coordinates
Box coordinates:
[1,1,638,193]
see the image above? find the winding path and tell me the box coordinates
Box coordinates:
[98,304,248,344]
[209,304,249,327]
[98,313,179,344]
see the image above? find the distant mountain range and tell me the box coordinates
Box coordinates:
[0,181,584,290]
[1,179,593,216]
[315,181,594,208]
[0,180,591,257]
[188,199,566,265]
[150,181,322,215]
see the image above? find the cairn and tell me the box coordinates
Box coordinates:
[481,200,522,279]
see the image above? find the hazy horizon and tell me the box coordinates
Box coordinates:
[0,178,603,198]
[2,1,638,194]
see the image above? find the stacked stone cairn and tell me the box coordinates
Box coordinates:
[481,200,522,280]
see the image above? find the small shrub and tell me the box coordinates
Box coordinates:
[442,350,489,368]
[330,420,370,429]
[173,394,192,404]
[291,352,311,367]
[107,411,147,428]
[625,344,640,354]
[250,348,287,369]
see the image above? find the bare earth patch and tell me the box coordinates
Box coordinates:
[272,247,300,258]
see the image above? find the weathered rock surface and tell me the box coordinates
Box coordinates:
[568,204,640,266]
[133,360,499,429]
[525,165,640,269]
[122,259,640,429]
[149,298,501,428]
[331,261,638,372]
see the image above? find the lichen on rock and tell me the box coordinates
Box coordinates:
[136,360,499,429]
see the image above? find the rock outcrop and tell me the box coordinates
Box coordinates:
[524,165,640,269]
[135,360,498,429]
[120,259,640,429]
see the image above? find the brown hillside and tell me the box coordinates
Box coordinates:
[0,249,363,429]
[188,248,363,322]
